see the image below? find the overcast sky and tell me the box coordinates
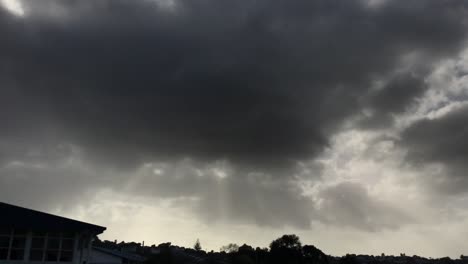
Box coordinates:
[2,0,468,257]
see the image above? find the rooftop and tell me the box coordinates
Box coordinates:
[0,202,106,234]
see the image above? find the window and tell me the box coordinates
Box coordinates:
[30,233,46,261]
[59,250,73,262]
[0,248,8,260]
[0,236,10,248]
[45,250,59,262]
[29,249,44,261]
[0,228,26,261]
[31,231,76,262]
[9,229,26,260]
[60,233,75,262]
[0,230,75,262]
[48,238,61,250]
[0,229,10,260]
[0,229,10,236]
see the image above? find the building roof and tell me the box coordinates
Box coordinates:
[0,202,106,234]
[93,247,146,262]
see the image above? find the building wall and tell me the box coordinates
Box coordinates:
[0,229,93,264]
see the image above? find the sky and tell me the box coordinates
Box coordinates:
[1,0,468,258]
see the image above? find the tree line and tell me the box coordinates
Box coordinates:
[146,234,329,264]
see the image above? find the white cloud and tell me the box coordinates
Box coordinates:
[1,0,24,16]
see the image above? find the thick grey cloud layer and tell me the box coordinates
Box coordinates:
[316,182,412,231]
[401,104,468,194]
[359,73,428,129]
[1,0,468,234]
[2,0,468,168]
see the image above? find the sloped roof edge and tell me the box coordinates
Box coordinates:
[0,202,106,234]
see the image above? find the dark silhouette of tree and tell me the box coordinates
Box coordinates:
[269,234,303,264]
[270,234,302,251]
[220,243,239,253]
[303,244,329,264]
[145,243,173,264]
[222,243,256,264]
[340,254,359,264]
[238,244,255,254]
[90,235,468,264]
[234,254,255,264]
[158,242,171,248]
[194,239,202,251]
[255,247,269,264]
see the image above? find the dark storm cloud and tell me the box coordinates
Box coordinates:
[1,0,468,230]
[358,73,428,128]
[401,104,468,194]
[1,0,468,169]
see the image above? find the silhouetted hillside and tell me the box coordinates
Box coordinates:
[94,234,468,264]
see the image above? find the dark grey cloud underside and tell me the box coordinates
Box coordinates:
[358,74,428,129]
[1,0,467,169]
[401,104,468,193]
[1,0,468,230]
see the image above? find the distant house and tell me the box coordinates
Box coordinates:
[0,202,106,264]
[89,247,145,264]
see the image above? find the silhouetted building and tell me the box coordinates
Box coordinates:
[0,202,106,264]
